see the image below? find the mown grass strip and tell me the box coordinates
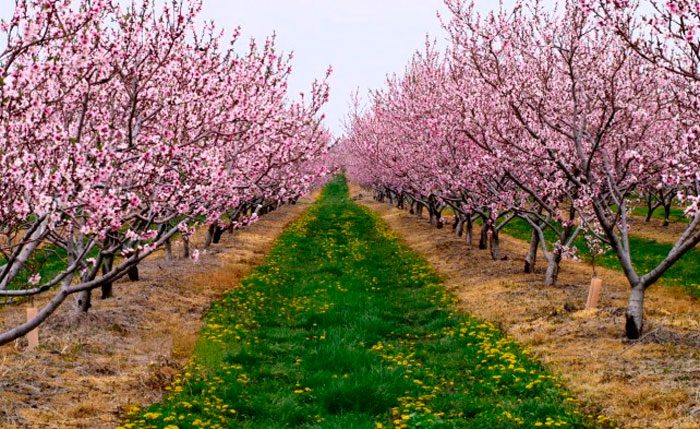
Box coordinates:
[123,177,606,429]
[501,218,700,298]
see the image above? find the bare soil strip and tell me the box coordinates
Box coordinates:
[355,188,700,429]
[0,195,315,429]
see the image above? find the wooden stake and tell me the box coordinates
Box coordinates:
[26,306,39,350]
[586,277,603,310]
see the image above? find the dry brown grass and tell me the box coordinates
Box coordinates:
[354,186,700,429]
[626,216,696,246]
[0,195,315,429]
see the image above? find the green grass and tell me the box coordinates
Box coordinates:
[124,176,603,429]
[501,218,700,298]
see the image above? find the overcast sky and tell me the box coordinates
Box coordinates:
[0,0,524,135]
[200,1,525,135]
[200,1,455,136]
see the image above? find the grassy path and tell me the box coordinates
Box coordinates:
[123,177,599,429]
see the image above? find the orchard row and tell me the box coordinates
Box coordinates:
[339,0,700,339]
[0,0,331,344]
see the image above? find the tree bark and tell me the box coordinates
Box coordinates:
[127,265,139,281]
[204,223,216,248]
[455,216,464,237]
[524,229,539,273]
[465,216,473,247]
[478,223,489,250]
[663,203,672,227]
[489,228,500,260]
[100,255,114,299]
[164,237,173,261]
[213,226,224,244]
[625,284,645,339]
[645,195,655,222]
[543,253,561,286]
[76,289,91,312]
[182,237,190,258]
[76,269,98,313]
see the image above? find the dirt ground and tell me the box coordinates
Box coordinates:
[354,187,700,429]
[0,196,314,429]
[626,216,694,246]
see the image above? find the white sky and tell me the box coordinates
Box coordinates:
[0,0,525,135]
[201,0,455,136]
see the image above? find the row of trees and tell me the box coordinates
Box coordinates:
[0,0,331,345]
[340,0,700,339]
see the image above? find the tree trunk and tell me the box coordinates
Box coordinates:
[465,216,473,247]
[625,284,645,340]
[478,223,489,250]
[455,216,464,238]
[663,203,672,227]
[128,265,139,281]
[204,223,217,248]
[76,268,98,313]
[645,195,654,222]
[436,211,444,229]
[213,226,224,244]
[100,255,114,299]
[543,253,561,286]
[417,204,423,218]
[76,290,92,313]
[489,229,500,260]
[164,238,173,261]
[524,229,539,273]
[182,237,190,258]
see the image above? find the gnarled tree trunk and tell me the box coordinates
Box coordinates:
[478,223,489,250]
[626,284,645,340]
[524,229,539,273]
[489,228,500,260]
[182,237,190,258]
[455,215,464,237]
[543,253,561,286]
[100,255,114,299]
[204,223,217,248]
[127,265,139,281]
[76,289,92,313]
[164,237,173,260]
[213,226,224,244]
[465,216,473,247]
[662,202,672,227]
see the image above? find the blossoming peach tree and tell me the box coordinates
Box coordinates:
[0,0,330,345]
[341,0,698,339]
